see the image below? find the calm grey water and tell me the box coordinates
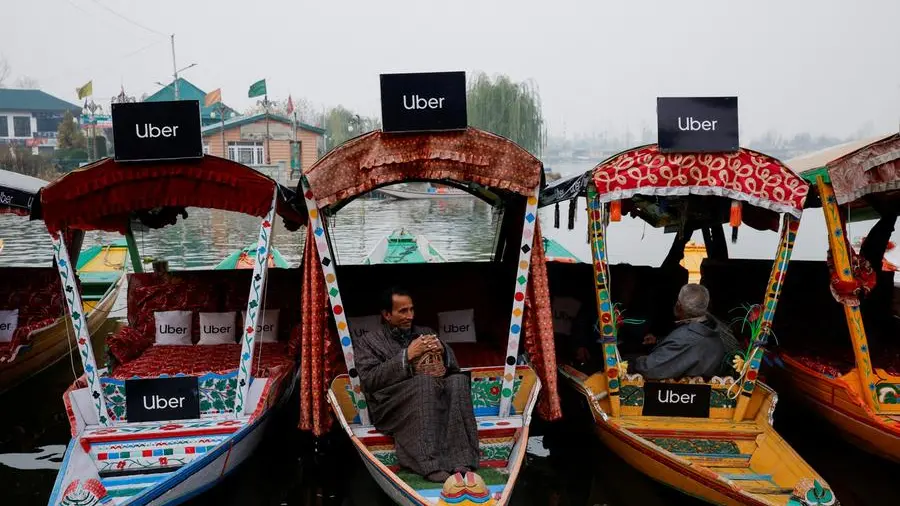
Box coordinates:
[2,183,900,505]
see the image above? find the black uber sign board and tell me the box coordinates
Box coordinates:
[112,100,203,162]
[642,382,711,418]
[657,97,739,153]
[125,376,200,423]
[380,71,467,133]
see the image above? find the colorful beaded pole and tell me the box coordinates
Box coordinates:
[235,188,277,417]
[299,177,370,425]
[733,213,799,421]
[586,184,620,416]
[818,176,879,410]
[52,231,109,426]
[499,186,540,418]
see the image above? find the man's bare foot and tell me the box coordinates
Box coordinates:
[426,471,451,483]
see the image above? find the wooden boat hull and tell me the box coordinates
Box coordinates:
[328,365,541,505]
[0,275,123,395]
[560,365,836,506]
[773,352,900,462]
[49,367,297,505]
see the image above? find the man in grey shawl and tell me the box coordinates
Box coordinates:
[354,287,479,483]
[633,284,735,379]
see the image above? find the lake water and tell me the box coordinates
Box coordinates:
[2,186,899,505]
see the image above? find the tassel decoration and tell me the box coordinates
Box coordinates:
[554,202,560,229]
[610,200,622,222]
[567,199,576,230]
[730,200,742,243]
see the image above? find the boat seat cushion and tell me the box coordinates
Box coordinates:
[109,342,294,378]
[0,267,67,362]
[107,269,302,364]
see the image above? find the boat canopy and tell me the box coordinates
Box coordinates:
[37,155,305,233]
[541,144,808,232]
[802,133,900,208]
[303,127,544,212]
[0,168,46,216]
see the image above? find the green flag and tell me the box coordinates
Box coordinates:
[248,79,267,98]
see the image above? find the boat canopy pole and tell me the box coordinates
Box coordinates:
[234,188,277,417]
[124,224,143,274]
[498,186,540,418]
[51,231,109,426]
[817,177,880,411]
[300,177,370,425]
[732,213,799,421]
[586,184,620,417]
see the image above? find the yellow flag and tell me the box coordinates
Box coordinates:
[204,88,222,107]
[76,81,93,99]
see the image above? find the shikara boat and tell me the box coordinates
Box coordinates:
[297,127,562,505]
[364,229,446,265]
[772,133,900,462]
[0,169,124,394]
[540,145,836,505]
[41,155,307,505]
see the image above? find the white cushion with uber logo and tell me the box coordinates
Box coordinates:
[198,312,237,345]
[438,309,476,343]
[154,310,193,346]
[551,296,582,336]
[347,315,382,340]
[0,309,19,343]
[242,309,280,343]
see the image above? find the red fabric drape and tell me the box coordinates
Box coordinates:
[39,156,304,233]
[298,226,339,435]
[522,221,562,421]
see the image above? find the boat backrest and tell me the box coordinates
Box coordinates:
[107,268,302,364]
[335,262,517,352]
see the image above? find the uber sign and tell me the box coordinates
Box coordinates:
[380,71,467,133]
[657,97,739,153]
[125,376,200,423]
[642,382,711,418]
[112,100,203,162]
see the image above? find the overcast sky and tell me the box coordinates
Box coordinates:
[3,0,899,140]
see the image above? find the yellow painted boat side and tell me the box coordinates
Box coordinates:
[559,365,835,506]
[776,352,900,462]
[79,245,128,273]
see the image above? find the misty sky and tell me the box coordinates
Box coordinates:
[3,0,899,140]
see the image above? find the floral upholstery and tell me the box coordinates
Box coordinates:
[0,268,66,362]
[109,343,294,379]
[107,269,302,367]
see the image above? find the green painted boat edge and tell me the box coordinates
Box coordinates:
[365,231,447,264]
[77,240,127,300]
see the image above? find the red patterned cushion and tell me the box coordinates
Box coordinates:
[0,268,68,362]
[110,342,293,379]
[108,270,304,364]
[450,343,507,368]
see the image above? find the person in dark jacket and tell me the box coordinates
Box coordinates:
[633,284,726,380]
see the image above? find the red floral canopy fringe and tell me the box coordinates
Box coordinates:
[297,223,562,436]
[592,145,808,217]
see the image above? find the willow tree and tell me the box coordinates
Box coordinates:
[466,72,545,156]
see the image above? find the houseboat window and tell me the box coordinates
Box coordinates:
[13,116,30,137]
[227,141,265,165]
[0,116,7,137]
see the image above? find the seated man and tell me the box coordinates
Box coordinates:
[354,287,479,483]
[633,284,728,380]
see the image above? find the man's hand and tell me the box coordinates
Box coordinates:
[425,335,444,353]
[407,337,430,361]
[642,334,657,346]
